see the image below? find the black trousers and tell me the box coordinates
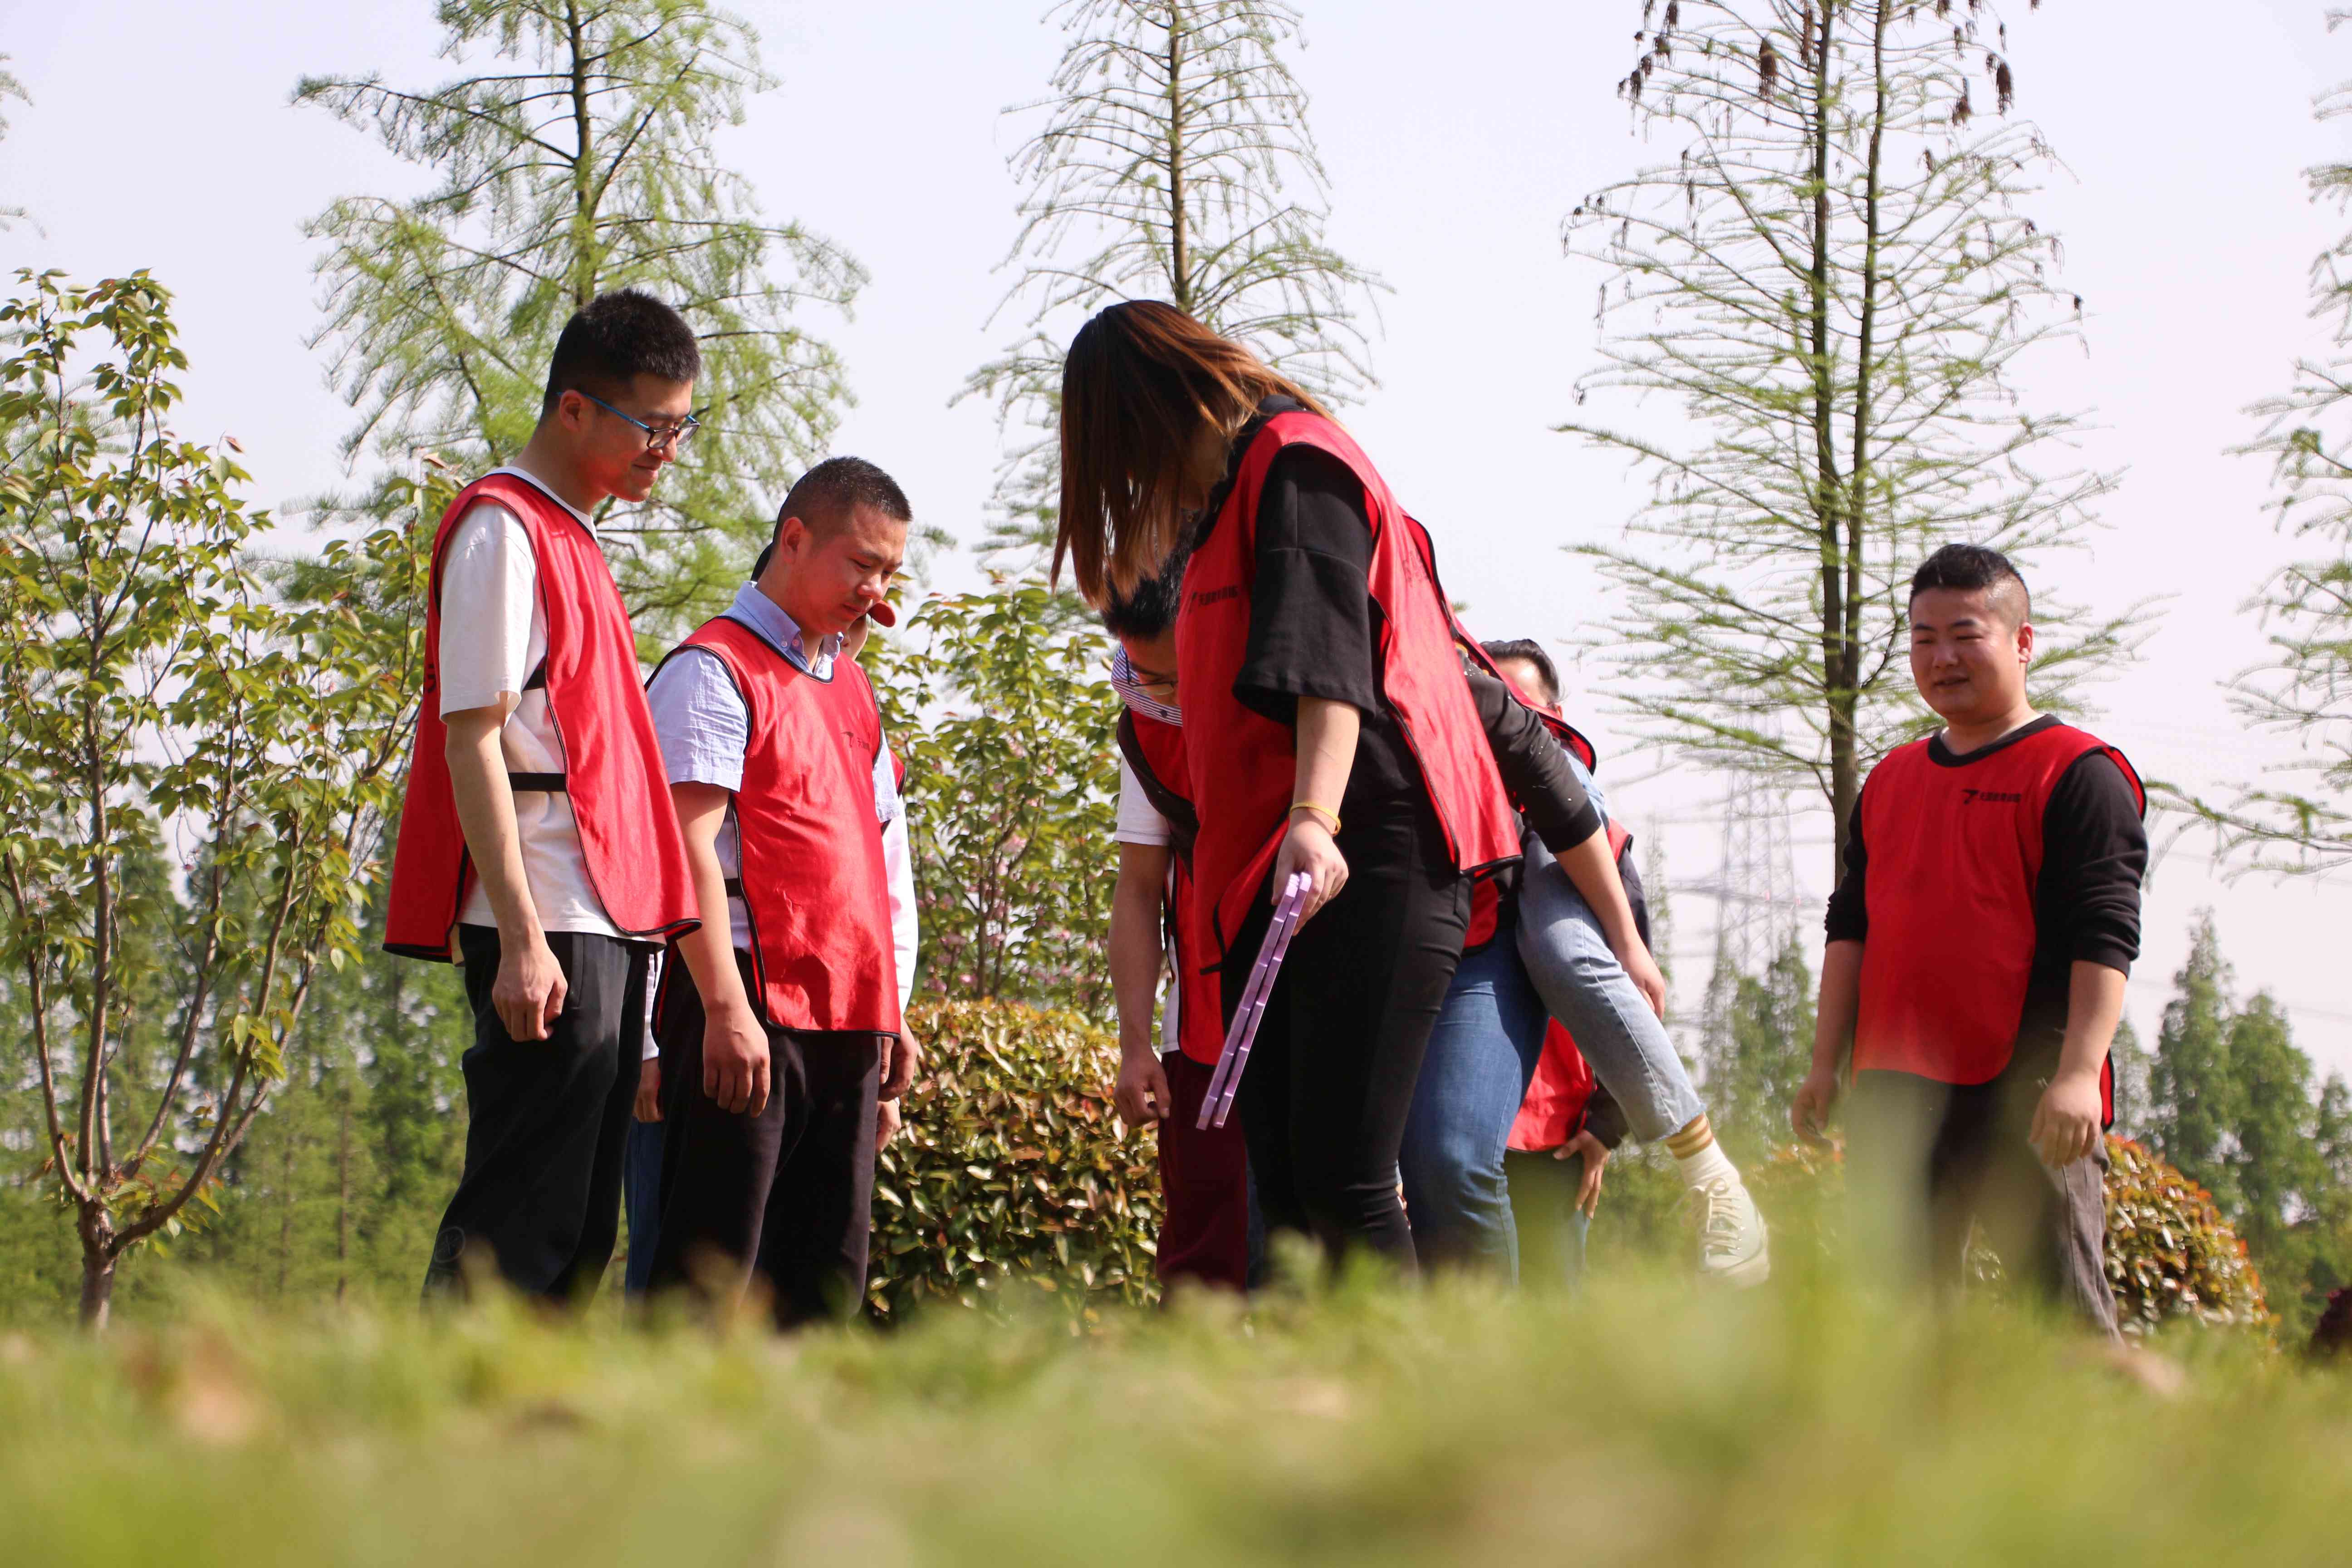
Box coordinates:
[647,951,883,1328]
[423,926,651,1303]
[1847,1065,2120,1338]
[1225,798,1471,1272]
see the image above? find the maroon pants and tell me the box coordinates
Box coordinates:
[1157,1053,1253,1294]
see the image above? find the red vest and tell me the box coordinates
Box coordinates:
[384,474,697,960]
[1115,710,1225,1065]
[1175,412,1525,962]
[1507,820,1632,1152]
[1854,722,2143,1107]
[668,615,902,1035]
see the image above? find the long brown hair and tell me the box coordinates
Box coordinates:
[1054,301,1328,604]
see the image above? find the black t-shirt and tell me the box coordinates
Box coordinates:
[1824,713,2147,1073]
[1202,397,1600,845]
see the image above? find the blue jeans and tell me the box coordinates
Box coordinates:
[1514,755,1706,1143]
[622,1114,665,1296]
[1398,925,1550,1278]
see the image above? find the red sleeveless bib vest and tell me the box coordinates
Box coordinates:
[1507,821,1632,1152]
[668,615,902,1035]
[1175,411,1525,964]
[383,474,697,960]
[1116,710,1224,1065]
[1854,722,2143,1109]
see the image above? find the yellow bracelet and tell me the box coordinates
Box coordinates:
[1289,800,1342,834]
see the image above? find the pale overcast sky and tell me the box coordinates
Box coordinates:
[7,0,2352,1075]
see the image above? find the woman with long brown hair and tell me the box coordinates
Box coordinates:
[1056,301,1665,1269]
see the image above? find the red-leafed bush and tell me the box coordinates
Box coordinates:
[2103,1137,2270,1337]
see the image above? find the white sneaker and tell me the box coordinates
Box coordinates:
[1689,1175,1769,1286]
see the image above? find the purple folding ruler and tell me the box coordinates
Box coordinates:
[1199,871,1312,1131]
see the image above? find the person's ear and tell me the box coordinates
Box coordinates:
[775,515,808,563]
[2016,620,2036,664]
[555,389,583,431]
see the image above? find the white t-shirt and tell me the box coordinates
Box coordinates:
[1113,759,1173,846]
[437,466,625,943]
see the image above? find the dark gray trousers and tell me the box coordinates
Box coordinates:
[1847,1065,2119,1338]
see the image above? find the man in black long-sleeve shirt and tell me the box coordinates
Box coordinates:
[1793,544,2146,1333]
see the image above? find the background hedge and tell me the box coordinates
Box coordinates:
[868,999,1160,1324]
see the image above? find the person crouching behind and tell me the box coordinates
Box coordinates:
[642,457,923,1327]
[1102,551,1257,1294]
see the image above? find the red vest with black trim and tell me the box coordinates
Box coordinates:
[383,474,697,960]
[1115,710,1225,1066]
[666,615,902,1035]
[1854,722,2144,1116]
[1175,411,1525,964]
[1507,820,1632,1153]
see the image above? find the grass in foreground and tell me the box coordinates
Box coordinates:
[0,1264,2344,1568]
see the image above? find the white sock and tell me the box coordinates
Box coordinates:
[1677,1140,1739,1189]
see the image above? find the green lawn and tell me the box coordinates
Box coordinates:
[2,1262,2343,1568]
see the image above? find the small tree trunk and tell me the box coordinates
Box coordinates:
[277,1126,296,1299]
[336,1087,353,1304]
[79,1250,115,1331]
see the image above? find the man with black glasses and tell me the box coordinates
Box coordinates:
[385,289,706,1303]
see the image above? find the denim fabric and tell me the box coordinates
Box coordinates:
[1398,927,1551,1278]
[622,1116,665,1296]
[1505,1148,1593,1293]
[1514,754,1706,1142]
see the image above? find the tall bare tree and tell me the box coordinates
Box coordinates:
[1563,0,2134,876]
[297,0,862,630]
[2210,14,2352,871]
[967,0,1383,561]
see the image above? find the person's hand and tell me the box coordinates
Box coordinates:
[1274,816,1348,922]
[875,1094,902,1152]
[1612,934,1667,1020]
[2030,1068,2105,1168]
[702,1000,771,1116]
[1792,1065,1842,1146]
[880,1028,923,1100]
[1557,1129,1609,1216]
[492,931,568,1041]
[633,1056,662,1123]
[1113,1045,1172,1126]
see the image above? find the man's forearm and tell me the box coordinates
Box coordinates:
[1109,893,1164,1056]
[667,784,755,1019]
[2058,960,2127,1081]
[1110,844,1170,1056]
[1813,940,1865,1076]
[444,711,541,941]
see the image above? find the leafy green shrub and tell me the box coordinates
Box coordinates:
[869,999,1159,1324]
[2104,1136,2270,1336]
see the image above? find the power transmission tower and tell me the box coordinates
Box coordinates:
[1681,774,1803,979]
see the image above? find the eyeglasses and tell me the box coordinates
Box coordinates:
[580,392,701,451]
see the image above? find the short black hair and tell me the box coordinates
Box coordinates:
[751,456,913,576]
[542,288,701,414]
[1909,543,2031,622]
[1101,537,1192,641]
[1481,637,1561,706]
